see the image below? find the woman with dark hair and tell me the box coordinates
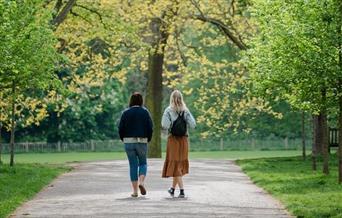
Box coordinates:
[118,92,153,197]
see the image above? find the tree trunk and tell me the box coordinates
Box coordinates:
[0,122,2,164]
[10,81,16,167]
[312,115,317,171]
[315,114,324,155]
[145,16,168,158]
[146,51,164,158]
[321,90,329,175]
[338,2,342,183]
[301,112,306,160]
[338,93,342,183]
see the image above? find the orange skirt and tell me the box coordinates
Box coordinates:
[162,135,189,178]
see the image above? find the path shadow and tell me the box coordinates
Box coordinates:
[115,196,150,201]
[163,197,188,201]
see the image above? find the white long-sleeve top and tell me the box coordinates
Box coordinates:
[161,106,196,134]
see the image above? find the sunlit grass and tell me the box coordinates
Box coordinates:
[237,153,342,218]
[0,164,69,218]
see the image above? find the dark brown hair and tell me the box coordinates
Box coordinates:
[129,92,143,107]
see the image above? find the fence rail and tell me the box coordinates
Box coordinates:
[0,137,310,153]
[1,140,124,153]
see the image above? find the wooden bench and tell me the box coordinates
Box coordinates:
[329,128,339,152]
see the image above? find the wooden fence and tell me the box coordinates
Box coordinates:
[0,137,311,153]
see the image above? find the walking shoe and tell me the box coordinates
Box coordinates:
[139,185,147,195]
[168,187,175,197]
[131,193,138,198]
[178,189,185,198]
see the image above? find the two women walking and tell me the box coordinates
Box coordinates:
[118,90,196,198]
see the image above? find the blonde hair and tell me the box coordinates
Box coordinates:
[170,90,187,112]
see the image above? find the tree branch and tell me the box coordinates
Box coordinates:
[70,10,93,26]
[53,0,63,15]
[196,15,247,50]
[51,0,77,28]
[75,4,107,29]
[190,0,247,50]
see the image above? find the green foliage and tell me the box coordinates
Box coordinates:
[237,154,342,218]
[0,0,60,89]
[0,164,69,218]
[247,0,342,113]
[0,0,62,130]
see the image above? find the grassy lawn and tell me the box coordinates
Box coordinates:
[237,153,342,218]
[1,150,301,164]
[0,164,69,218]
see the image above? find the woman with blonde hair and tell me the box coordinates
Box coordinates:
[161,90,196,198]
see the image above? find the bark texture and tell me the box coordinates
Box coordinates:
[301,112,306,160]
[10,81,16,167]
[312,115,317,171]
[321,90,329,175]
[145,18,168,158]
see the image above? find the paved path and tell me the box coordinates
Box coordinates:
[12,160,291,218]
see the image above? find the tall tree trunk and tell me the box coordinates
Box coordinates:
[338,2,342,183]
[10,81,16,167]
[338,92,342,183]
[146,52,164,158]
[0,122,2,164]
[145,17,168,158]
[321,89,329,175]
[315,114,324,155]
[312,115,317,171]
[301,112,306,160]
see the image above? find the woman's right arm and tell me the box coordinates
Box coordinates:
[161,108,171,130]
[118,111,126,141]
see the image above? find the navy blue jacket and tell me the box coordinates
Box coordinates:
[118,106,153,142]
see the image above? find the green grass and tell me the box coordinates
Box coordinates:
[237,154,342,218]
[2,150,301,164]
[0,163,69,218]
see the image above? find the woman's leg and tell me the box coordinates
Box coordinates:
[178,176,185,197]
[177,176,184,189]
[125,144,139,195]
[172,177,178,188]
[136,143,147,195]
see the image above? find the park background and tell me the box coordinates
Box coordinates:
[1,0,342,218]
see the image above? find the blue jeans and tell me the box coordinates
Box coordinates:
[125,143,147,182]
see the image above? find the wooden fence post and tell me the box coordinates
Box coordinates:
[91,140,95,151]
[57,141,61,152]
[284,137,289,150]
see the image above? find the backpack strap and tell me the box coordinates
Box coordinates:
[180,111,185,118]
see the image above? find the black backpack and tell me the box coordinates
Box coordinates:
[170,111,187,136]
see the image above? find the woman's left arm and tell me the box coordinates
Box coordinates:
[186,110,196,129]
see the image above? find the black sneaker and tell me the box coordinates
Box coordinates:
[179,189,185,198]
[168,187,175,197]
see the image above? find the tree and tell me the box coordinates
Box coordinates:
[118,0,270,156]
[247,0,342,175]
[0,0,61,166]
[42,0,136,144]
[337,0,342,184]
